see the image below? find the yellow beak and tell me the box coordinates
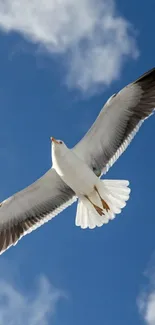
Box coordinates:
[50,137,59,144]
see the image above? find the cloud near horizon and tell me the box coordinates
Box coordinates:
[0,0,138,92]
[0,274,63,325]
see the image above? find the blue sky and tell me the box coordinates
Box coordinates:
[0,0,155,324]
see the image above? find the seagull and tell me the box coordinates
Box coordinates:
[0,67,155,255]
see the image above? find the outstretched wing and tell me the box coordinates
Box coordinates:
[0,168,76,255]
[73,68,155,175]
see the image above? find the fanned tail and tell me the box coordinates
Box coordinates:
[75,180,130,229]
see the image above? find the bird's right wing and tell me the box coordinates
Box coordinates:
[0,168,76,255]
[73,68,155,175]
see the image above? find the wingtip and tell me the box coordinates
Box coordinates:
[134,67,155,84]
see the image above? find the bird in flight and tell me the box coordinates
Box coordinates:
[0,68,155,255]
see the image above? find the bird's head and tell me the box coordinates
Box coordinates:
[50,137,68,163]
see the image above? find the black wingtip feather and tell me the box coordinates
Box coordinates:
[134,67,155,84]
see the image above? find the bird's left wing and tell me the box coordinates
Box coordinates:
[0,168,76,255]
[73,68,155,175]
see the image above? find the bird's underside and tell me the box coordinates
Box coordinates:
[0,67,155,254]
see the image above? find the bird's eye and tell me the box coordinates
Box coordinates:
[59,141,63,144]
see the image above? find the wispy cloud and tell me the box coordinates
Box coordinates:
[0,0,138,92]
[0,274,63,325]
[137,256,155,325]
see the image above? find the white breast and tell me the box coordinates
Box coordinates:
[53,150,97,196]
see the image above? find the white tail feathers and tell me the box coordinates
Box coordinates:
[75,180,130,229]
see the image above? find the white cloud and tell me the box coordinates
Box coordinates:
[137,258,155,325]
[144,293,155,325]
[0,0,138,92]
[0,275,63,325]
[138,291,155,325]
